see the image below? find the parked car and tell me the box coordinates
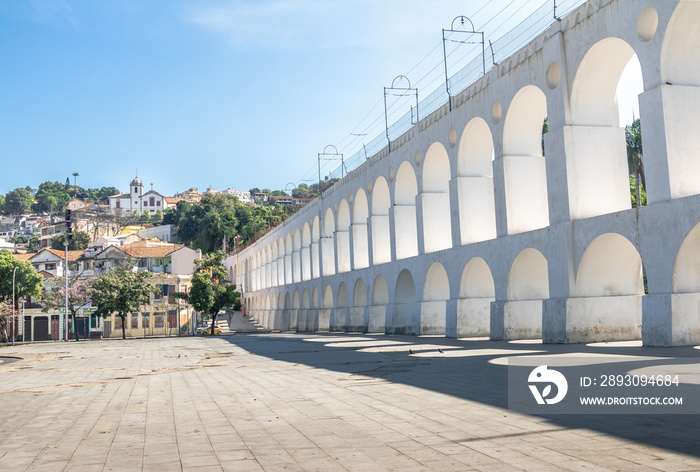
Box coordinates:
[197,323,222,335]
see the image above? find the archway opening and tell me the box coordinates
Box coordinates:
[393,269,416,334]
[503,85,550,234]
[422,143,452,253]
[352,189,370,269]
[371,177,392,265]
[457,257,494,337]
[394,162,419,259]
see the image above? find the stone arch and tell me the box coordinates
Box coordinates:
[508,249,549,301]
[336,200,351,273]
[656,3,700,200]
[353,279,367,306]
[671,222,700,345]
[312,216,321,278]
[674,222,700,293]
[505,248,548,340]
[276,238,285,286]
[277,293,283,311]
[568,37,640,219]
[292,229,302,283]
[662,3,700,88]
[368,274,388,333]
[301,222,312,281]
[302,289,310,308]
[576,233,643,297]
[422,143,453,253]
[372,275,389,305]
[393,269,416,334]
[293,290,300,309]
[371,176,392,265]
[570,233,643,342]
[285,234,293,284]
[284,291,292,309]
[352,189,370,269]
[421,262,449,335]
[457,117,496,244]
[457,257,494,337]
[322,208,336,276]
[394,161,419,259]
[311,287,319,309]
[502,85,550,234]
[337,282,349,308]
[323,285,333,308]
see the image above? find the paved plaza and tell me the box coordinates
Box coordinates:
[1,318,699,471]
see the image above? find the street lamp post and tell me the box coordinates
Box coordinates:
[12,266,18,346]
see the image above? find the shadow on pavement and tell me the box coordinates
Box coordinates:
[218,328,700,458]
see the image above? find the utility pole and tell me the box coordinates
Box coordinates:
[64,209,73,341]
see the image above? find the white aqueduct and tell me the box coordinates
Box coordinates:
[224,0,700,346]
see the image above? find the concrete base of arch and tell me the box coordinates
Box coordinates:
[347,307,365,332]
[391,302,417,335]
[457,298,493,337]
[491,300,542,340]
[332,308,347,331]
[420,301,447,335]
[544,296,642,344]
[296,309,307,331]
[644,293,700,346]
[288,309,298,331]
[368,305,387,333]
[318,309,331,332]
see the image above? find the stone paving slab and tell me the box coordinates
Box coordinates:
[0,330,699,471]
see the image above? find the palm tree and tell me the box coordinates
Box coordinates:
[72,172,79,187]
[625,119,645,208]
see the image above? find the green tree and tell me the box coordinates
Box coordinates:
[151,209,163,226]
[132,210,140,220]
[249,188,261,195]
[41,277,90,341]
[177,194,238,253]
[175,251,240,335]
[9,235,27,244]
[34,181,71,213]
[0,194,5,215]
[51,230,91,250]
[4,187,34,215]
[89,266,157,339]
[292,184,310,199]
[626,118,645,208]
[0,250,43,342]
[28,235,39,251]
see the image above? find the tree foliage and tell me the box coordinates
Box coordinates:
[626,118,645,208]
[0,249,43,301]
[4,187,35,215]
[51,230,91,250]
[89,266,157,339]
[34,181,71,214]
[176,251,240,335]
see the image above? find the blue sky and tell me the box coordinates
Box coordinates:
[0,0,637,197]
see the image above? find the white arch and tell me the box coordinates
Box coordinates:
[371,176,391,265]
[336,200,351,273]
[674,222,700,293]
[352,189,370,269]
[322,208,336,276]
[393,269,416,335]
[508,248,549,301]
[576,233,643,297]
[353,279,367,307]
[423,262,450,301]
[457,117,497,244]
[459,257,495,298]
[567,37,638,219]
[371,275,389,305]
[394,162,418,259]
[502,85,550,234]
[422,143,452,253]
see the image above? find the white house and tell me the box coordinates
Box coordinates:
[109,177,174,216]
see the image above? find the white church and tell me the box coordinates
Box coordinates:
[108,176,177,216]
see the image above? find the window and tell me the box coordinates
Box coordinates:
[157,201,161,206]
[116,201,120,209]
[134,187,138,193]
[150,197,155,206]
[144,200,148,207]
[138,258,148,268]
[45,263,56,271]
